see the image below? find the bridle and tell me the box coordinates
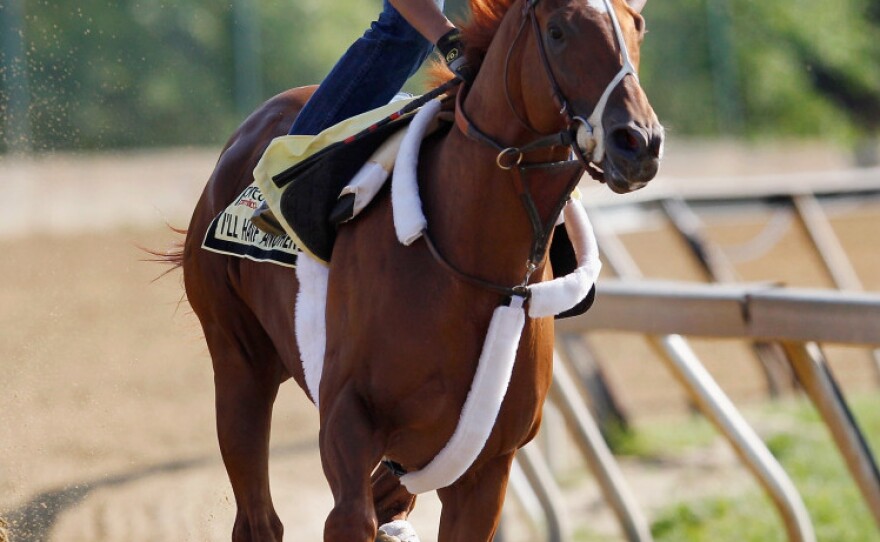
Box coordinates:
[431,0,639,300]
[458,0,638,169]
[522,0,639,166]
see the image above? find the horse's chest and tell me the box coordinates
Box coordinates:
[374,320,553,465]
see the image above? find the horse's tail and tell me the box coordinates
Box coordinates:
[143,226,187,281]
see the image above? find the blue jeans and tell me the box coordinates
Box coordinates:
[288,1,439,136]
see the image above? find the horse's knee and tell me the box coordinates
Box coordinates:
[319,393,387,541]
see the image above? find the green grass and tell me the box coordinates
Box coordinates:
[646,393,880,542]
[605,415,718,458]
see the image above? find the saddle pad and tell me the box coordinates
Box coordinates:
[254,97,419,263]
[278,115,416,262]
[202,183,299,268]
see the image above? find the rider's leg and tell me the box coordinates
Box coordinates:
[287,0,440,136]
[249,0,440,231]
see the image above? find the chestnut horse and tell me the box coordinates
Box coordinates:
[174,0,663,540]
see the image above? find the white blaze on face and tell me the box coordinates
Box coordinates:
[587,0,609,13]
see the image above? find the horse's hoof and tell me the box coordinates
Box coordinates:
[376,533,402,542]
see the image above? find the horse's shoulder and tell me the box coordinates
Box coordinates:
[262,86,319,117]
[237,85,318,137]
[214,86,318,169]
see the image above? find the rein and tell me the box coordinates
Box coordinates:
[422,0,635,302]
[423,233,531,299]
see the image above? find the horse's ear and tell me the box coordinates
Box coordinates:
[626,0,647,13]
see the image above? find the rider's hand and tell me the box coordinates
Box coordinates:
[436,28,475,84]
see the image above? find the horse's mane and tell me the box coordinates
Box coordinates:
[462,0,518,70]
[427,0,518,86]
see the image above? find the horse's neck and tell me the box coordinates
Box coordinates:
[416,30,574,285]
[417,132,530,287]
[418,126,570,290]
[416,2,582,287]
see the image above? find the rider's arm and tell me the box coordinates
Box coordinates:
[388,0,455,44]
[389,0,473,82]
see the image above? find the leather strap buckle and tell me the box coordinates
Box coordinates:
[496,147,524,170]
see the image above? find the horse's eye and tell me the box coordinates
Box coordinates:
[547,24,564,42]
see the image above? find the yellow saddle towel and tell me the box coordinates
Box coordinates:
[253,97,418,262]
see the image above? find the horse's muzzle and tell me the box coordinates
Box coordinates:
[603,120,664,193]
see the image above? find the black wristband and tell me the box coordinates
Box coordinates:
[436,28,464,67]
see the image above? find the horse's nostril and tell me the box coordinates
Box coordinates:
[611,127,642,154]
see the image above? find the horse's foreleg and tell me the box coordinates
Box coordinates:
[320,389,386,542]
[435,453,516,542]
[208,329,285,542]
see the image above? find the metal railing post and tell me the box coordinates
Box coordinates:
[790,193,880,383]
[550,350,654,542]
[780,341,880,526]
[516,444,571,542]
[661,197,794,398]
[791,194,863,290]
[649,335,816,542]
[557,334,630,435]
[590,211,816,542]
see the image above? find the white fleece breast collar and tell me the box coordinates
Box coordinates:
[294,99,601,494]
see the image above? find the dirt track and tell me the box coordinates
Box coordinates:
[0,228,749,542]
[0,225,383,540]
[1,146,878,541]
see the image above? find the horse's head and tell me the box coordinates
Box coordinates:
[467,0,664,194]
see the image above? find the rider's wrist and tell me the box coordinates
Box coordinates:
[436,27,474,83]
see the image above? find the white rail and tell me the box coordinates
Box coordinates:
[509,168,880,541]
[557,279,880,533]
[558,279,880,346]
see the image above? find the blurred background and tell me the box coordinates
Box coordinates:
[2,0,879,156]
[1,0,879,541]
